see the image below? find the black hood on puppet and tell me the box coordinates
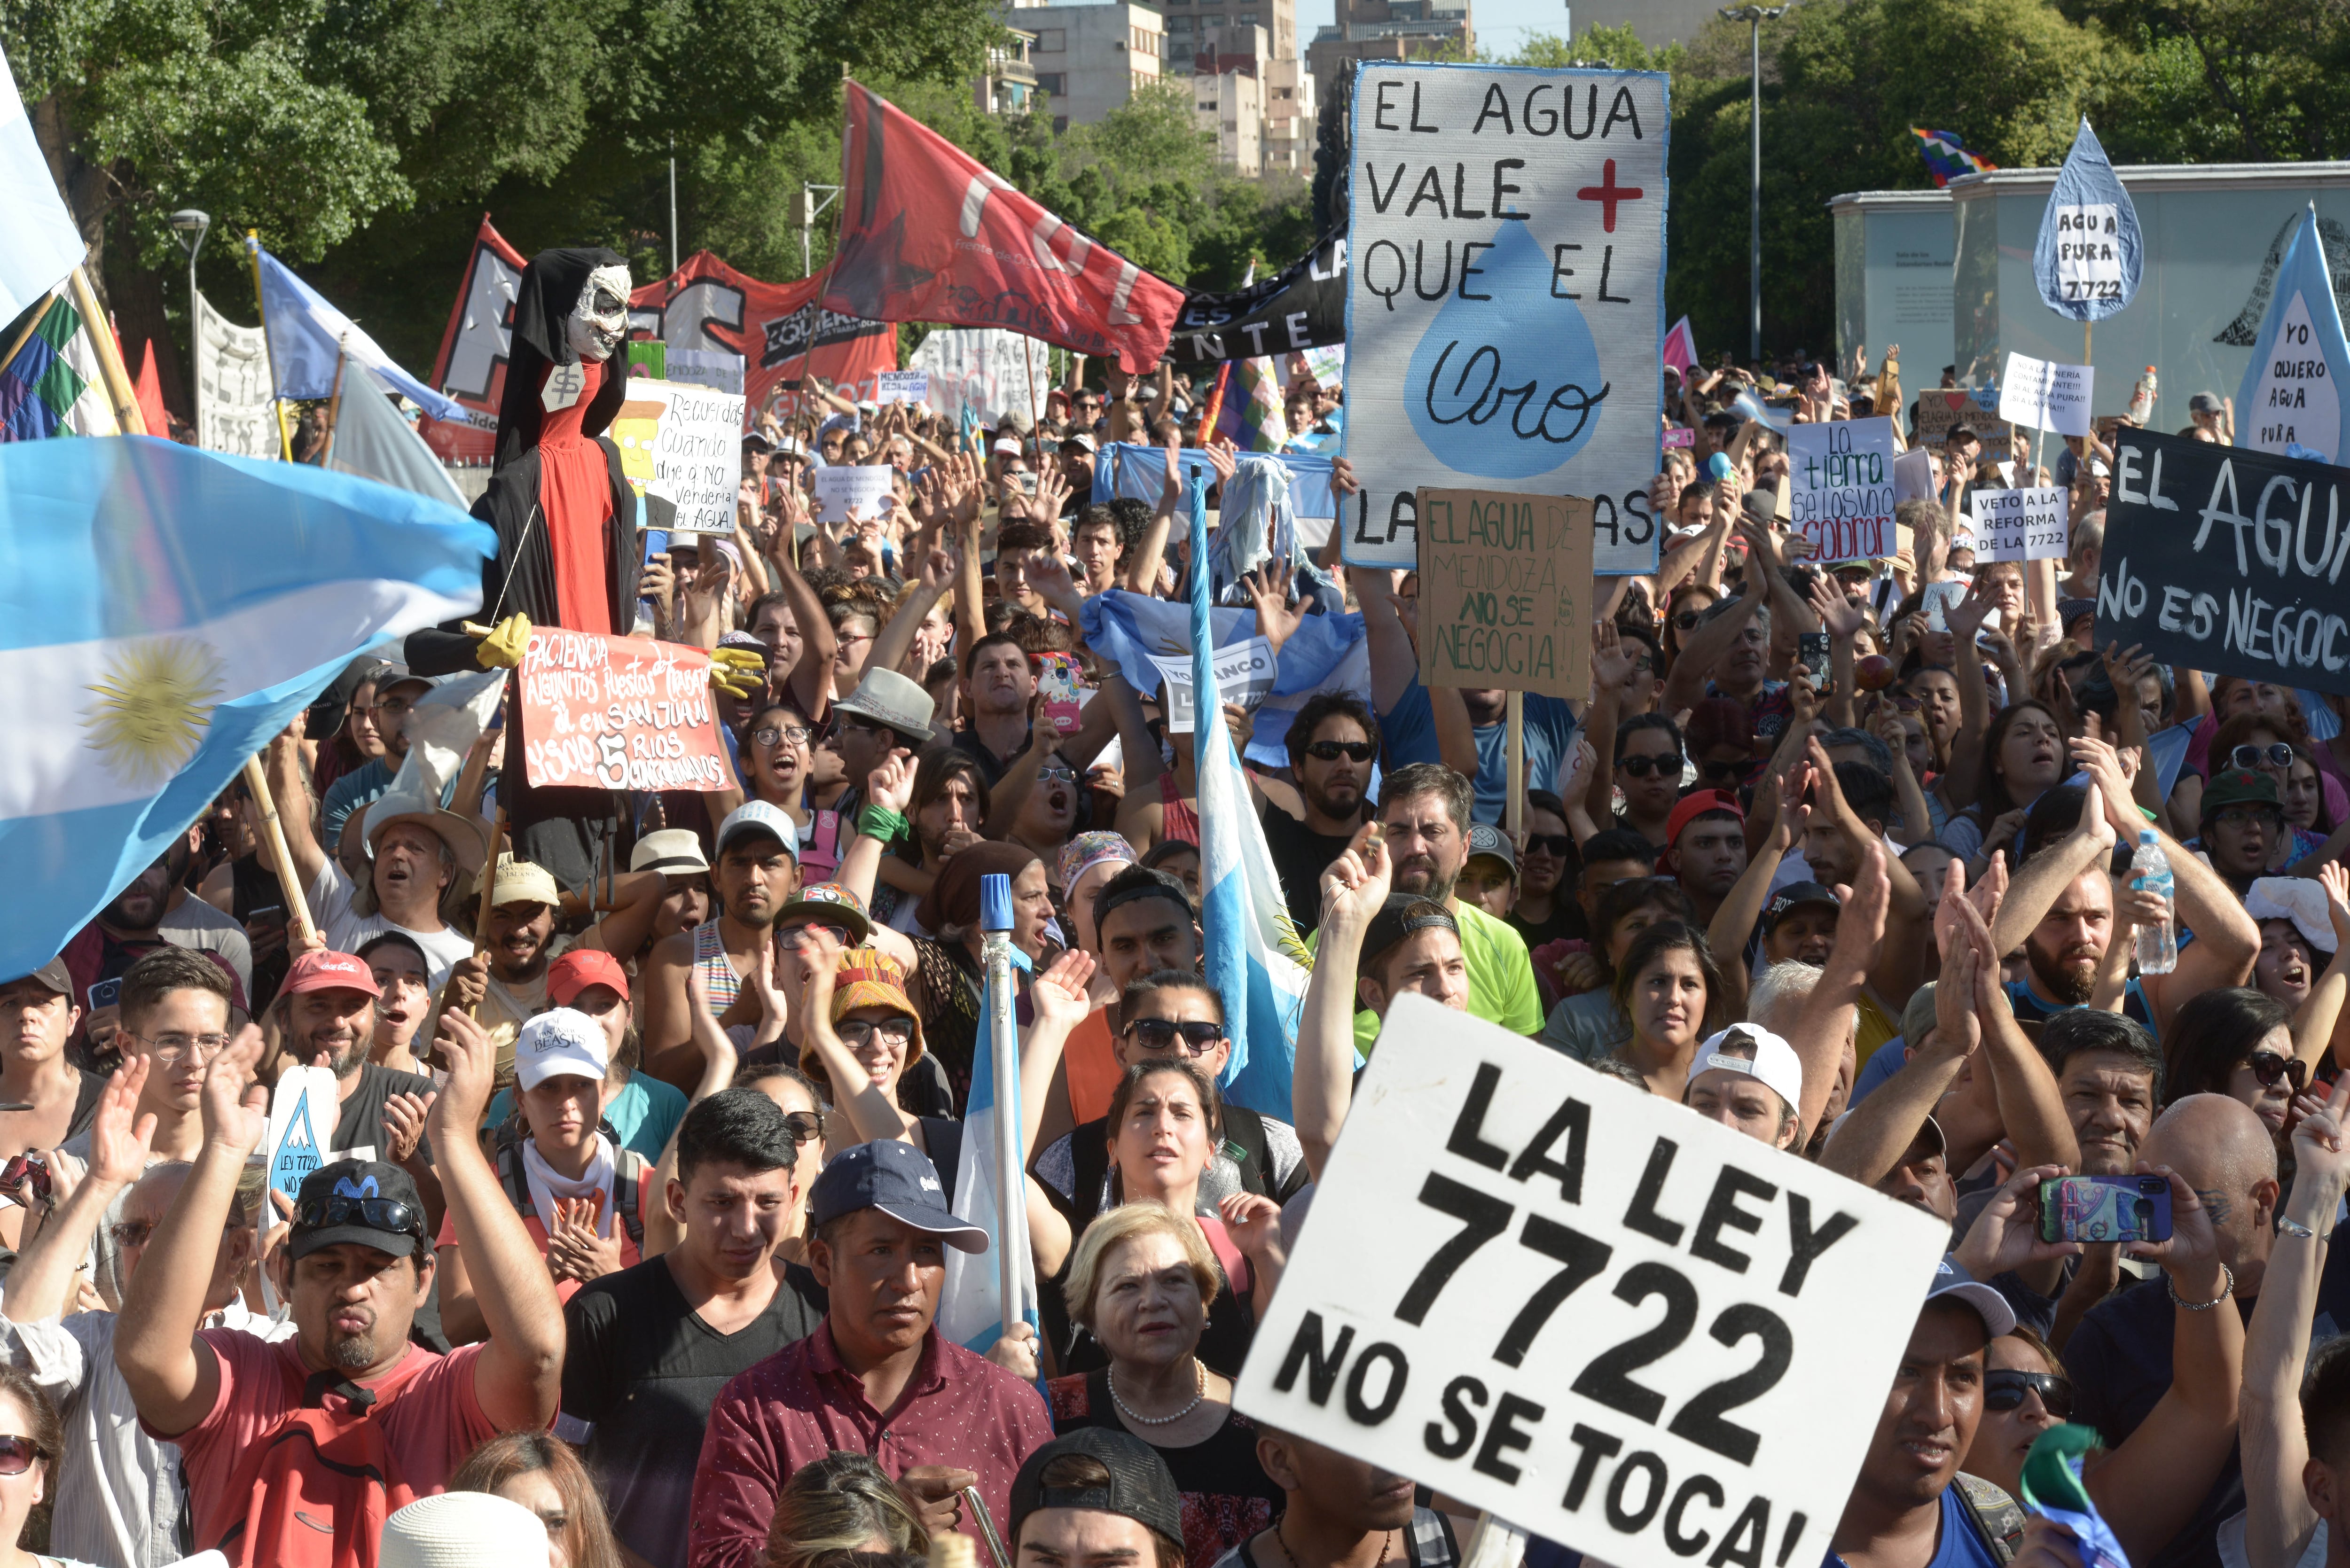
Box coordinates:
[494,246,631,470]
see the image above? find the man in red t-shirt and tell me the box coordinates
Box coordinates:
[114,1010,564,1567]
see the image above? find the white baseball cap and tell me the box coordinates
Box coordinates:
[515,1007,611,1089]
[1685,1024,1803,1115]
[382,1492,552,1568]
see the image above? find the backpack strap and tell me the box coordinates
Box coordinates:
[301,1369,376,1412]
[493,1133,537,1222]
[1952,1474,2024,1564]
[613,1148,650,1248]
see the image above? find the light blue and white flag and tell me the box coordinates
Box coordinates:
[1092,441,1337,533]
[0,41,85,327]
[249,238,474,424]
[936,955,1040,1355]
[1079,588,1370,769]
[0,437,494,980]
[2034,119,2142,322]
[1190,497,1312,1120]
[2236,207,2350,463]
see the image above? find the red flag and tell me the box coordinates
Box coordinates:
[1662,316,1697,378]
[132,341,168,439]
[824,83,1183,372]
[629,251,898,423]
[418,215,527,463]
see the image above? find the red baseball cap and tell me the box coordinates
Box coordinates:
[282,949,382,999]
[1656,791,1747,872]
[548,949,630,1008]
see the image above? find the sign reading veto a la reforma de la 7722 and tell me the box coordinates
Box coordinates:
[1234,997,1949,1568]
[1342,64,1667,576]
[2098,429,2350,694]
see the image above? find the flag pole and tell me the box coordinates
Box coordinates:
[1506,692,1526,842]
[246,231,296,461]
[468,811,508,1021]
[66,266,146,437]
[0,287,60,378]
[978,874,1024,1342]
[239,757,317,947]
[323,341,349,465]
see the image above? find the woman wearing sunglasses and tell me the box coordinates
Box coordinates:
[1958,1327,2071,1498]
[792,943,979,1203]
[0,1366,90,1568]
[2162,988,2319,1138]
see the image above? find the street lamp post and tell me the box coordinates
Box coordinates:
[168,210,210,437]
[1719,5,1789,364]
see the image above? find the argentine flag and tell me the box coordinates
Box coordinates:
[936,956,1040,1355]
[250,237,476,425]
[0,437,494,980]
[1189,492,1312,1120]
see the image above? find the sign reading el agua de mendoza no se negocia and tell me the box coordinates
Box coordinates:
[1342,64,1668,575]
[2098,429,2350,693]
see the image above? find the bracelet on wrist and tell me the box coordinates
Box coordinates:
[2278,1215,2333,1242]
[2167,1260,2235,1312]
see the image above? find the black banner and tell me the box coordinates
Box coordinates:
[1164,232,1346,365]
[2099,428,2350,693]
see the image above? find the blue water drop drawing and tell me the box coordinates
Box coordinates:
[1405,221,1608,478]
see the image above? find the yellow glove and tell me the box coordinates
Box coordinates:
[462,614,533,670]
[709,646,765,700]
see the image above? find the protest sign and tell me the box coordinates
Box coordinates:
[907,328,1056,429]
[2096,429,2350,694]
[518,630,730,791]
[605,379,745,535]
[813,465,896,526]
[2237,208,2350,464]
[1342,64,1668,575]
[1151,636,1279,732]
[194,291,278,460]
[1167,231,1348,366]
[1970,487,2070,562]
[1235,997,1949,1568]
[1787,417,1896,563]
[263,1066,343,1210]
[1892,447,1935,504]
[2034,120,2141,321]
[1998,353,2093,437]
[1911,390,2012,462]
[1416,488,1593,701]
[876,370,929,405]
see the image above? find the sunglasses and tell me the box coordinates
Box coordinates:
[1982,1369,2073,1419]
[1039,764,1080,784]
[1125,1017,1224,1055]
[1617,753,1683,779]
[782,1109,824,1145]
[2231,743,2295,771]
[0,1435,40,1478]
[1304,740,1378,763]
[1673,611,1705,630]
[295,1195,425,1238]
[778,921,854,950]
[1697,758,1747,782]
[1524,833,1574,858]
[2245,1051,2309,1092]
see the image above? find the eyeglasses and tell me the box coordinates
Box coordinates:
[108,1219,158,1249]
[777,922,853,950]
[782,1110,824,1145]
[1618,753,1683,780]
[1125,1017,1224,1055]
[752,725,811,748]
[1982,1369,2073,1420]
[2214,807,2280,831]
[2231,743,2295,771]
[1304,740,1378,763]
[837,1017,915,1046]
[1524,833,1575,858]
[294,1195,426,1239]
[0,1436,41,1477]
[129,1031,231,1064]
[1039,764,1079,784]
[1697,758,1747,782]
[2245,1051,2309,1092]
[371,696,415,719]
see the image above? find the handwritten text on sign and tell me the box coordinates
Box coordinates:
[2098,430,2350,695]
[610,378,749,536]
[1997,352,2092,438]
[1971,487,2070,563]
[1233,998,1949,1568]
[1418,488,1594,700]
[1788,417,1896,563]
[1341,64,1667,575]
[519,630,731,791]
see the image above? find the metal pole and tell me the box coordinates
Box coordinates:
[1749,14,1761,364]
[668,136,680,275]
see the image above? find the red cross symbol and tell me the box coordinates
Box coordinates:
[1576,159,1645,233]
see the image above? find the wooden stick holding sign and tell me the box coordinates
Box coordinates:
[1506,693,1525,841]
[468,811,507,1022]
[239,756,316,947]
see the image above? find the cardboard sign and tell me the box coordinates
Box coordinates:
[518,629,731,791]
[1911,390,2012,462]
[2097,429,2350,695]
[1970,487,2070,562]
[875,370,930,405]
[1416,488,1593,700]
[812,464,897,526]
[607,378,748,535]
[1234,998,1949,1568]
[1341,64,1668,575]
[1787,418,1896,563]
[1151,636,1279,732]
[1998,353,2093,437]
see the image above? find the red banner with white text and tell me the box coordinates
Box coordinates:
[629,252,899,422]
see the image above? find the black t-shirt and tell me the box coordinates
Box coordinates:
[1506,902,1586,951]
[562,1255,829,1568]
[1260,802,1359,937]
[1048,1369,1283,1568]
[950,726,1030,791]
[333,1062,438,1159]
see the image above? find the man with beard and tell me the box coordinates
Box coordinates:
[2195,767,2286,895]
[118,1010,565,1559]
[1316,764,1540,1054]
[454,856,564,1065]
[642,804,800,1086]
[1660,508,1816,770]
[1661,790,1751,925]
[62,835,252,1060]
[274,950,444,1229]
[1256,693,1378,936]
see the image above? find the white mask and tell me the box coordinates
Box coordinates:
[564,263,632,364]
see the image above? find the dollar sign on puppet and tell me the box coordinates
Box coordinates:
[1405,221,1608,479]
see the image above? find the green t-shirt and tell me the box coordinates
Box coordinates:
[1317,899,1545,1053]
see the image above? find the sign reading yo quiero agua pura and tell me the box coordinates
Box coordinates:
[1343,64,1667,575]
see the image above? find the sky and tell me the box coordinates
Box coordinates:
[1292,0,1575,51]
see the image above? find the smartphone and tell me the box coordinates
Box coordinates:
[249,903,287,932]
[1016,472,1038,495]
[1797,632,1832,684]
[2037,1175,2172,1244]
[86,978,120,1011]
[1036,651,1083,736]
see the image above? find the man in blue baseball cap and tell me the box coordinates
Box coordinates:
[686,1139,1053,1568]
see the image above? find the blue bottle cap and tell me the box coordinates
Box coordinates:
[980,872,1013,933]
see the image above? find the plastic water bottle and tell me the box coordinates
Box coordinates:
[2131,829,2177,975]
[2128,367,2160,426]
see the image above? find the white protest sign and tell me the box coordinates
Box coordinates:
[608,378,748,535]
[1234,998,1949,1568]
[1343,64,1668,575]
[1786,416,1896,563]
[875,370,930,406]
[1997,353,2093,437]
[1969,487,2070,562]
[907,328,1054,428]
[813,464,897,526]
[1891,447,1935,505]
[2052,205,2126,304]
[195,291,278,460]
[1150,637,1279,732]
